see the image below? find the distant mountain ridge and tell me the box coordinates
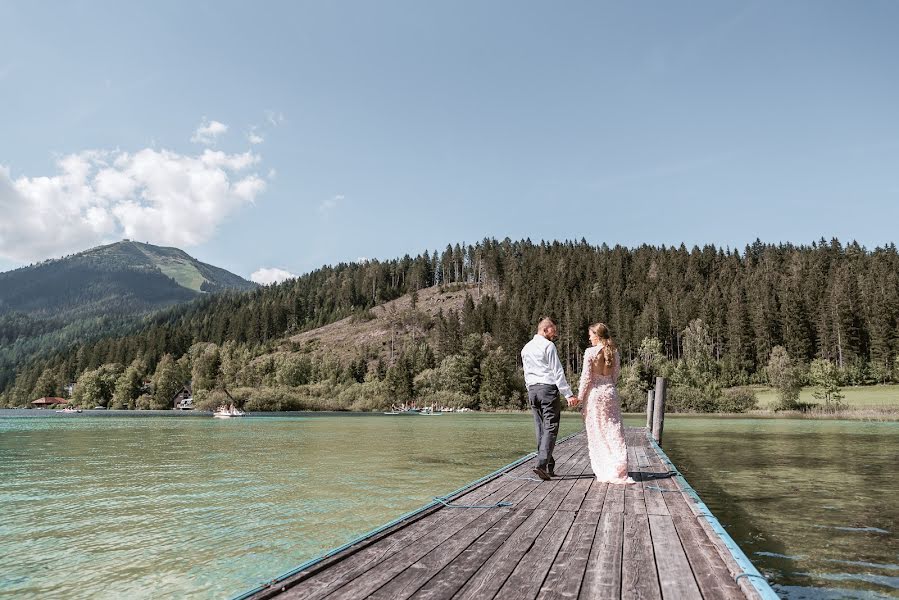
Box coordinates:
[0,240,256,318]
[0,240,256,389]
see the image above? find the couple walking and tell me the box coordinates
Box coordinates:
[521,317,635,484]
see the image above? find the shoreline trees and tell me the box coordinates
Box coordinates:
[2,237,897,412]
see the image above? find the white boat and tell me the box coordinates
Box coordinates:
[384,404,420,415]
[55,407,81,414]
[213,405,246,418]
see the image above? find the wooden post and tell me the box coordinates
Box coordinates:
[646,390,655,430]
[652,377,667,444]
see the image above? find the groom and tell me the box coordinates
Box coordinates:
[521,317,578,481]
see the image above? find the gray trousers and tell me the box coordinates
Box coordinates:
[528,383,561,470]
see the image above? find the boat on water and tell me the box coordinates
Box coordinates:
[213,405,246,418]
[383,404,447,415]
[383,404,421,415]
[55,407,82,414]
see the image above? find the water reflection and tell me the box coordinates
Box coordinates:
[663,417,898,599]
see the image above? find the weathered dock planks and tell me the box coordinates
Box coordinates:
[235,428,777,600]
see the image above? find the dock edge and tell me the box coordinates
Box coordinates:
[646,430,780,600]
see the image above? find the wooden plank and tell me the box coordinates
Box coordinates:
[410,509,533,600]
[319,506,514,600]
[624,449,647,516]
[495,510,576,600]
[648,514,702,600]
[581,479,607,513]
[625,483,647,515]
[536,453,590,512]
[364,508,513,600]
[579,511,623,600]
[277,471,535,600]
[603,482,626,514]
[453,508,556,600]
[639,439,671,517]
[557,467,593,512]
[635,446,651,469]
[621,513,661,600]
[449,437,583,514]
[326,442,588,599]
[518,478,564,511]
[671,515,746,600]
[655,477,693,517]
[642,480,671,517]
[536,509,601,600]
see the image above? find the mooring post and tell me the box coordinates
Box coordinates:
[652,377,667,444]
[646,389,655,430]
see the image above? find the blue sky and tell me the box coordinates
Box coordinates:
[1,1,898,282]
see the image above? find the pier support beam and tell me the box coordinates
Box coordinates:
[652,377,667,444]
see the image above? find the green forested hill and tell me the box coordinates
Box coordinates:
[3,238,898,412]
[0,240,257,389]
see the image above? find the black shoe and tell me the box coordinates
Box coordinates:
[547,466,555,478]
[532,466,551,481]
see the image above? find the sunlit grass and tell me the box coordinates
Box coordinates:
[155,260,206,291]
[752,384,899,408]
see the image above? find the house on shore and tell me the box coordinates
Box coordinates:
[172,385,193,410]
[32,397,68,408]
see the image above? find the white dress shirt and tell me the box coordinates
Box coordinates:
[521,334,574,398]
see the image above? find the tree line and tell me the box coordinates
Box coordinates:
[3,237,897,411]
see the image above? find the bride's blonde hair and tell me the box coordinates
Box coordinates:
[589,322,617,374]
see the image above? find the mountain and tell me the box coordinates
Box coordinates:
[0,240,257,388]
[0,240,256,319]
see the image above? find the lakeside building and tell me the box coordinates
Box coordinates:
[32,397,68,407]
[172,385,193,410]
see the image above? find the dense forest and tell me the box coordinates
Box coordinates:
[3,237,897,412]
[0,240,257,390]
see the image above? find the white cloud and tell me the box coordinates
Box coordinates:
[247,127,264,145]
[250,267,295,285]
[319,194,343,215]
[191,118,229,145]
[265,110,285,127]
[0,140,268,263]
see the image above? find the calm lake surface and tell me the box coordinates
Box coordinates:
[663,418,898,600]
[0,412,895,599]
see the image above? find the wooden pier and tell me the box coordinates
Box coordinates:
[236,427,777,600]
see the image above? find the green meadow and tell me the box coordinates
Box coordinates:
[752,384,899,409]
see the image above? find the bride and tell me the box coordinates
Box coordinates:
[577,322,635,485]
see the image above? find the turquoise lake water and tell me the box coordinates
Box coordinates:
[0,411,895,599]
